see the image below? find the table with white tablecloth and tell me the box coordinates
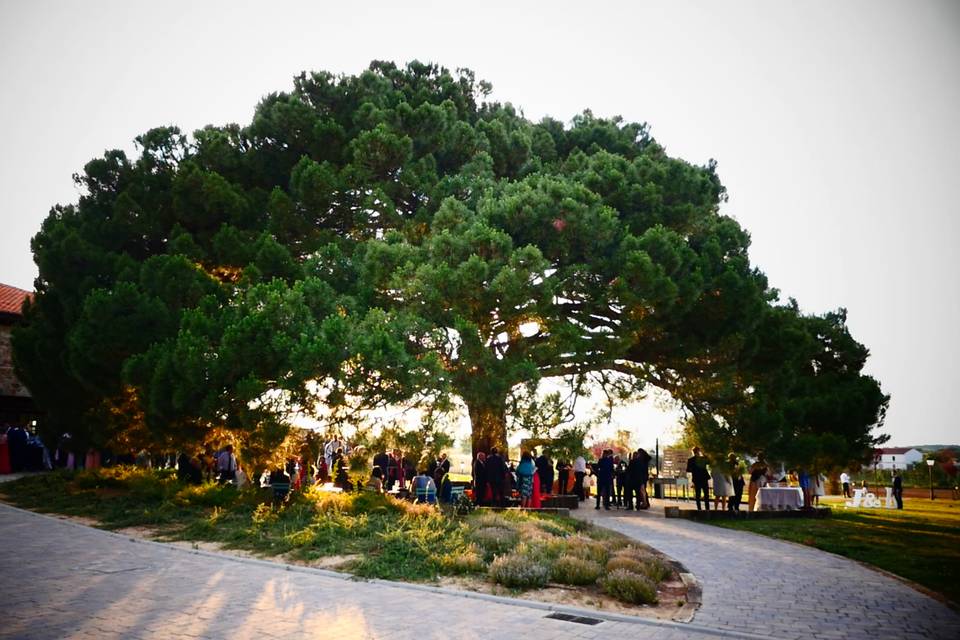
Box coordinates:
[754,486,804,510]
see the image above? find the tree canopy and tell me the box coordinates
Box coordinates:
[13,60,888,469]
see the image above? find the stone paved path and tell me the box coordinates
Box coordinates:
[573,506,960,640]
[0,504,737,640]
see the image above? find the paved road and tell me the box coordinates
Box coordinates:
[0,504,738,640]
[574,507,960,640]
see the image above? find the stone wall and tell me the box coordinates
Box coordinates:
[0,325,30,398]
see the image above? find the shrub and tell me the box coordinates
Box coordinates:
[606,556,645,575]
[437,545,486,574]
[638,556,672,583]
[551,555,603,585]
[532,517,574,537]
[600,569,659,604]
[614,545,653,562]
[471,512,520,530]
[471,526,519,556]
[489,552,550,588]
[564,535,609,564]
[176,483,240,508]
[251,503,278,527]
[523,536,569,561]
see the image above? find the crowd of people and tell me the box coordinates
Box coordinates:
[465,446,657,510]
[2,426,868,514]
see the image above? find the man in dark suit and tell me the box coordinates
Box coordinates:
[686,447,711,511]
[472,452,487,505]
[535,450,554,495]
[892,470,903,509]
[485,447,508,507]
[373,450,390,482]
[437,452,451,475]
[596,449,615,510]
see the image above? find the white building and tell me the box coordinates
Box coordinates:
[872,447,923,470]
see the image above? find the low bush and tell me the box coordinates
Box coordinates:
[606,556,645,575]
[613,545,653,562]
[489,552,550,588]
[472,526,519,557]
[564,534,610,564]
[551,555,603,586]
[436,545,486,574]
[638,556,672,583]
[600,569,659,604]
[533,516,575,537]
[471,512,520,530]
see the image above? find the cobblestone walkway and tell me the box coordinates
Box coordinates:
[574,507,960,640]
[0,504,737,640]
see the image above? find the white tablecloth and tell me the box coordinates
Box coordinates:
[755,486,804,510]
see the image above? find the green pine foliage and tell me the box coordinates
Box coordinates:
[13,61,888,468]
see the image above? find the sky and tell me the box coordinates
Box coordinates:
[1,1,958,448]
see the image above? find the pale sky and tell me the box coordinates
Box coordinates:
[1,1,958,448]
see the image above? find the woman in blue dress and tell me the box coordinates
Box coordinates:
[516,451,536,508]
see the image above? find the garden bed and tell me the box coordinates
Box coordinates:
[0,467,694,619]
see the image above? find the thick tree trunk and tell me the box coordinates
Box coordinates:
[467,399,509,458]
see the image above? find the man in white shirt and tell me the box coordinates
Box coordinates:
[840,471,851,498]
[573,455,587,502]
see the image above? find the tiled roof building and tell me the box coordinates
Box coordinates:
[0,283,38,425]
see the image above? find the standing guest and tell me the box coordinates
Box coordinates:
[438,469,454,504]
[812,472,826,506]
[573,454,587,501]
[840,470,852,498]
[7,425,27,473]
[323,436,347,472]
[892,470,903,509]
[176,452,202,485]
[472,451,487,505]
[333,450,352,491]
[799,468,813,509]
[635,448,652,509]
[624,451,640,509]
[535,450,554,495]
[437,452,451,476]
[269,466,291,500]
[712,457,734,511]
[748,457,769,512]
[583,467,596,500]
[201,447,216,482]
[485,447,508,507]
[331,448,346,479]
[400,452,416,490]
[613,455,627,508]
[316,457,329,484]
[373,450,390,480]
[517,451,536,508]
[686,447,711,511]
[728,453,746,512]
[0,428,11,475]
[556,459,570,495]
[386,449,400,490]
[216,445,238,484]
[596,449,615,510]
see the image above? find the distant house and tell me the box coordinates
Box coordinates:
[871,447,923,470]
[0,283,39,425]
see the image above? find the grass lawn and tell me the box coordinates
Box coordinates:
[0,467,680,610]
[709,496,960,605]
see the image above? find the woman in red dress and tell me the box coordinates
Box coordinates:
[0,429,11,474]
[531,469,542,509]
